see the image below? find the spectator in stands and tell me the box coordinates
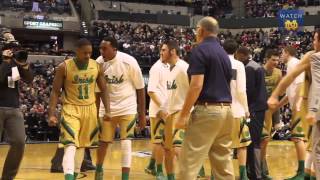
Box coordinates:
[244,0,313,18]
[6,0,71,15]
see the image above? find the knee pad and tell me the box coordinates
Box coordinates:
[306,152,313,169]
[121,140,132,168]
[63,145,76,174]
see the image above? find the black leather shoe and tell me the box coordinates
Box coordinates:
[50,166,63,173]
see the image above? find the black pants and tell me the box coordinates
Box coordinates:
[0,107,26,180]
[247,110,265,179]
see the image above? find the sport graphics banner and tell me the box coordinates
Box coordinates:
[278,9,304,32]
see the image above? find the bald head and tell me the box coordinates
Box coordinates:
[198,16,219,35]
[196,16,219,43]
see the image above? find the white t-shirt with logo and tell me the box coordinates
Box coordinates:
[286,57,305,109]
[96,51,145,117]
[166,59,189,115]
[229,55,247,118]
[148,60,170,118]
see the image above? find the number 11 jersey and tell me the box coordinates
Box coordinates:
[62,58,99,106]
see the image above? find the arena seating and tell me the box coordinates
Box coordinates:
[92,21,313,65]
[245,0,320,17]
[0,0,71,15]
[93,0,233,18]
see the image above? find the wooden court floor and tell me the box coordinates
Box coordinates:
[0,140,299,180]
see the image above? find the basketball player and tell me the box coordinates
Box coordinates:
[277,46,306,180]
[48,38,109,180]
[223,39,251,180]
[95,37,146,180]
[50,55,96,174]
[156,40,189,180]
[145,56,169,178]
[268,30,320,180]
[260,49,282,179]
[306,48,320,180]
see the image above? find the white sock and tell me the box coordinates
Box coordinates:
[75,148,85,173]
[306,151,313,170]
[121,140,132,168]
[63,145,76,175]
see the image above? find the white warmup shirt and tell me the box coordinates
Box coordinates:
[148,60,170,118]
[96,51,145,117]
[166,59,189,115]
[286,57,305,109]
[229,55,248,118]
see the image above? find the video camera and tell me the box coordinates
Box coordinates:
[0,27,28,64]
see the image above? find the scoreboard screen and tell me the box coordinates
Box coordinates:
[23,19,63,31]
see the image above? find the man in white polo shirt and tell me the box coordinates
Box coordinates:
[145,58,169,179]
[95,37,146,180]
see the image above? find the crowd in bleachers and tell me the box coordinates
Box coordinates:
[95,0,319,18]
[92,21,195,66]
[25,47,74,56]
[93,21,314,66]
[98,0,233,18]
[19,62,59,141]
[245,0,319,17]
[193,0,233,18]
[0,0,71,16]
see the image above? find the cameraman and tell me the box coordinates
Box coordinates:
[0,31,33,180]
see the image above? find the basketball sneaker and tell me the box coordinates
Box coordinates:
[95,171,103,180]
[145,166,156,176]
[156,172,167,180]
[284,172,305,180]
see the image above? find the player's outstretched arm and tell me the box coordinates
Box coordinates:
[272,51,313,97]
[308,53,320,117]
[96,64,110,120]
[268,50,314,109]
[48,62,65,126]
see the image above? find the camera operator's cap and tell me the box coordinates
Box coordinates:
[0,27,12,36]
